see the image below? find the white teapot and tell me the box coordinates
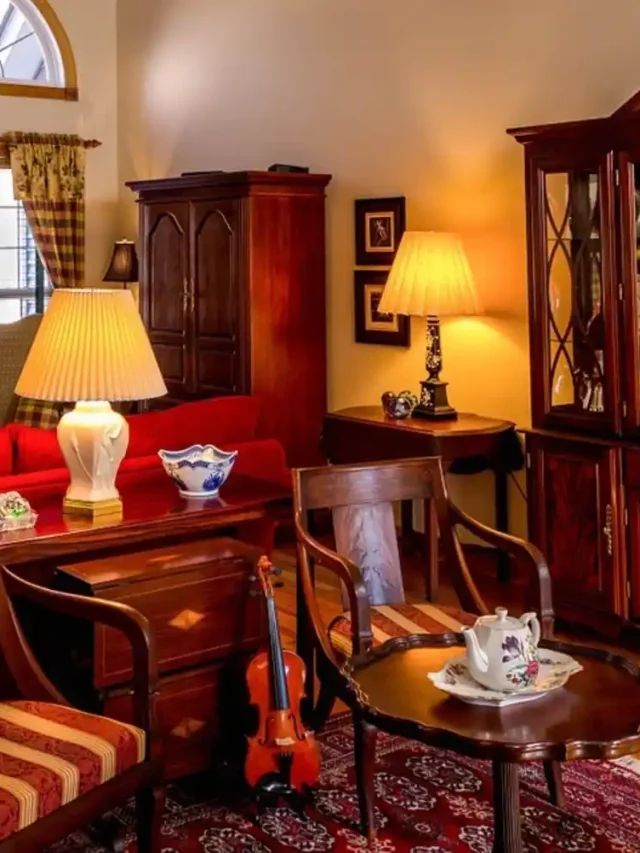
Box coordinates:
[462,607,541,693]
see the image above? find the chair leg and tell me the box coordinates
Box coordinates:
[135,784,165,853]
[353,713,377,842]
[543,760,564,808]
[312,679,337,732]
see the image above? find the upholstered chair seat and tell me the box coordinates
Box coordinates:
[0,700,145,840]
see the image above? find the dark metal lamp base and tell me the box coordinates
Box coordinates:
[411,379,458,421]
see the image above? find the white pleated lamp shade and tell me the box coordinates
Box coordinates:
[378,232,481,318]
[15,288,167,402]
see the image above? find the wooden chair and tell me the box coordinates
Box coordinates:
[293,457,560,839]
[0,566,163,853]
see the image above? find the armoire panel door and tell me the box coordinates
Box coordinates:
[190,200,244,396]
[142,203,192,397]
[527,434,626,631]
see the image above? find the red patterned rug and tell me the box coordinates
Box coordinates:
[51,715,640,853]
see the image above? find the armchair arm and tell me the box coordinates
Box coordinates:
[448,502,554,638]
[2,568,159,749]
[294,513,373,655]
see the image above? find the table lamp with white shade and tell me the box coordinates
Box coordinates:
[378,231,481,420]
[15,288,167,518]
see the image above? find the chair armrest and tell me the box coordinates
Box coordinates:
[448,502,554,638]
[2,568,160,749]
[294,514,373,655]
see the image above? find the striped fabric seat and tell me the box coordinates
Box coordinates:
[0,700,145,841]
[329,602,477,658]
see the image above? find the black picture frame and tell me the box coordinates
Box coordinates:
[354,270,410,347]
[354,196,406,266]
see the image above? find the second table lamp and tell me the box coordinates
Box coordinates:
[378,231,481,420]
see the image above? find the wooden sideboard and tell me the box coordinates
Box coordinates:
[0,473,290,778]
[52,538,266,780]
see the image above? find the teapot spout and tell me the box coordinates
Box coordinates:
[462,626,489,674]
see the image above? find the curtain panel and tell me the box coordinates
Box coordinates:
[6,132,97,290]
[5,133,100,428]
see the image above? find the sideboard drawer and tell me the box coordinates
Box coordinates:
[105,659,252,779]
[94,557,264,688]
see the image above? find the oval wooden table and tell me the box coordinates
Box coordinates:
[343,635,640,853]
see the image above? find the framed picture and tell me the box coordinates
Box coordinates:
[355,196,406,266]
[354,270,410,347]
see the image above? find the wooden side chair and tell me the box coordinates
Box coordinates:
[293,457,559,839]
[0,566,163,853]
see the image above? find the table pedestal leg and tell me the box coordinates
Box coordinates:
[492,761,522,853]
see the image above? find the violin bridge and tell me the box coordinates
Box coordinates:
[274,737,295,746]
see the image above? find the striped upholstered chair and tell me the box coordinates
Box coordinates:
[0,567,163,853]
[293,457,558,840]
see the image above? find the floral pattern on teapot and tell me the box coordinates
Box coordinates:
[501,634,540,689]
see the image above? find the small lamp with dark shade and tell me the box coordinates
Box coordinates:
[103,239,139,285]
[378,231,481,421]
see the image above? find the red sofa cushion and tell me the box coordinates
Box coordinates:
[126,396,261,458]
[0,439,291,504]
[11,424,63,474]
[0,428,12,477]
[12,397,264,475]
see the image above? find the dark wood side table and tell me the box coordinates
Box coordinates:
[321,407,523,596]
[346,636,640,853]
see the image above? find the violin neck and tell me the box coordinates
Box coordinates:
[265,593,290,711]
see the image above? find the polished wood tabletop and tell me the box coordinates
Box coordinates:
[0,472,290,566]
[327,406,515,438]
[352,638,640,763]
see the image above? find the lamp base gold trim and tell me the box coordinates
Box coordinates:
[62,496,123,520]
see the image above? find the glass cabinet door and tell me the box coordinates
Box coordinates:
[530,155,619,432]
[618,152,640,433]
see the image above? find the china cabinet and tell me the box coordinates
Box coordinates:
[509,92,640,635]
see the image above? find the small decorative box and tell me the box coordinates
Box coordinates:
[0,491,38,532]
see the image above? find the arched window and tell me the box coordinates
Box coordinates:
[0,0,77,100]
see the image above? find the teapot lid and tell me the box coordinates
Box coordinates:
[476,607,524,631]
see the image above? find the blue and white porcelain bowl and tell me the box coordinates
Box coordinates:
[158,445,238,498]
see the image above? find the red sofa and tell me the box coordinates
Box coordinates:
[0,396,291,504]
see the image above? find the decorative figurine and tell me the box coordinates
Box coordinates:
[0,492,37,531]
[381,390,418,419]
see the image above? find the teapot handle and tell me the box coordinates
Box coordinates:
[521,612,541,647]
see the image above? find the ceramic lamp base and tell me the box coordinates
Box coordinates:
[57,401,129,518]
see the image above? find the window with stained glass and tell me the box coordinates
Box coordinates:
[0,0,65,87]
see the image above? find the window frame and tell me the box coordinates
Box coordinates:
[0,173,50,323]
[0,0,77,101]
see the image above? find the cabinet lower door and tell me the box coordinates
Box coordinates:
[622,450,640,620]
[527,434,626,632]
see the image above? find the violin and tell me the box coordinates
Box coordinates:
[245,556,320,802]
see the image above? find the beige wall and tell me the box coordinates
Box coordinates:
[117,0,640,530]
[0,0,119,284]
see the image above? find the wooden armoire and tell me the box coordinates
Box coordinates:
[508,92,640,637]
[127,171,332,467]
